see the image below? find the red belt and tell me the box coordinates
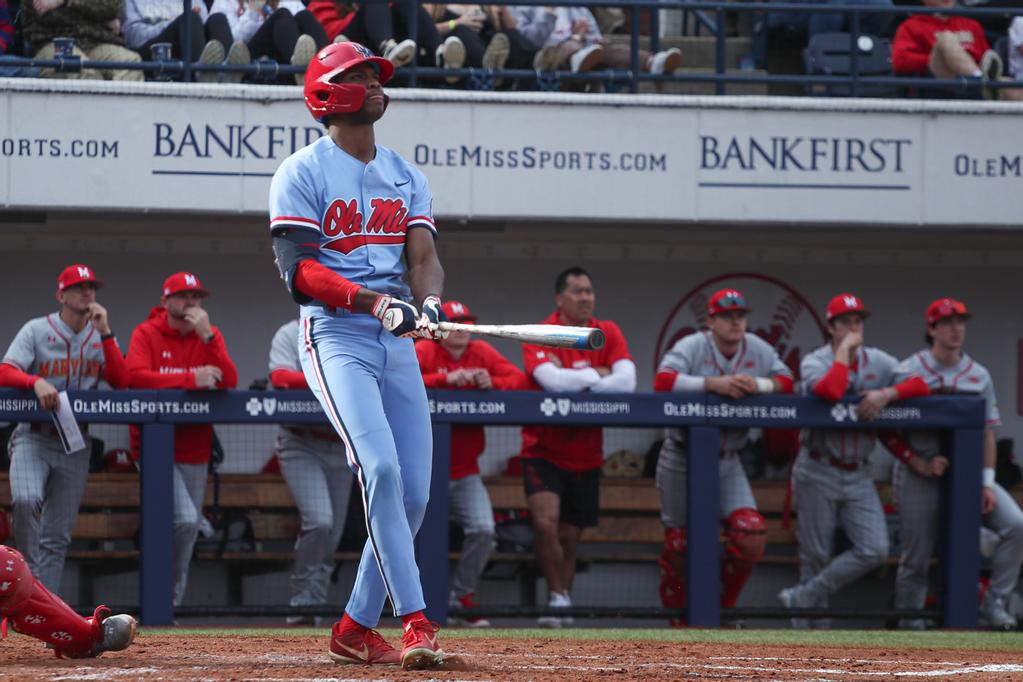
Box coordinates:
[284,425,337,442]
[808,450,860,472]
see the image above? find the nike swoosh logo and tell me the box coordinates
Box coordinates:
[336,640,369,660]
[395,179,411,187]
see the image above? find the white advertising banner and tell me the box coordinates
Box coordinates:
[0,80,1020,226]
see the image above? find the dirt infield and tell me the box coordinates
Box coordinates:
[4,631,1023,681]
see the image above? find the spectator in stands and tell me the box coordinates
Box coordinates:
[311,0,465,78]
[0,265,129,595]
[510,5,681,82]
[885,298,1023,630]
[268,319,353,625]
[122,0,236,82]
[127,272,238,607]
[653,289,794,625]
[415,300,526,627]
[806,0,894,41]
[306,0,356,43]
[778,294,922,628]
[0,1,15,56]
[209,1,329,85]
[21,0,144,81]
[1011,16,1023,79]
[425,4,518,82]
[520,267,636,627]
[892,0,1004,98]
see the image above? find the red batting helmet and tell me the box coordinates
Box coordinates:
[304,42,394,121]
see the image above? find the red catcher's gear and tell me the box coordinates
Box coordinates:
[658,527,687,626]
[0,547,105,657]
[721,507,767,608]
[304,42,394,121]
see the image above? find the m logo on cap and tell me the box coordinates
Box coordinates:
[844,296,858,308]
[450,303,465,315]
[185,274,197,287]
[77,266,90,278]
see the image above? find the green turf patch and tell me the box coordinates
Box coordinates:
[142,627,1023,651]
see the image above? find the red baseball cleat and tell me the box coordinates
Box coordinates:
[400,618,444,670]
[328,620,400,665]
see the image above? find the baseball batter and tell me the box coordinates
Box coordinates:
[269,319,354,624]
[889,298,1023,630]
[779,294,924,627]
[415,300,526,627]
[269,41,448,669]
[0,545,136,658]
[653,289,794,623]
[0,264,129,593]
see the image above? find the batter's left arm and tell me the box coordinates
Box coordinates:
[405,228,444,306]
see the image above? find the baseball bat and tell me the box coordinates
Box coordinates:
[437,322,605,351]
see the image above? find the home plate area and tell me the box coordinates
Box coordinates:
[3,634,1023,681]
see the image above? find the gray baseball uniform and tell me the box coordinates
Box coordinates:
[893,351,1023,615]
[656,331,793,526]
[792,345,895,617]
[3,314,112,592]
[269,320,353,612]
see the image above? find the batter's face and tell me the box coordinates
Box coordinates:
[440,327,471,354]
[56,283,97,314]
[929,316,967,351]
[335,64,386,124]
[556,274,595,326]
[163,291,205,319]
[709,310,747,345]
[828,313,865,345]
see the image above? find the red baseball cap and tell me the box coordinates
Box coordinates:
[442,300,476,322]
[57,264,103,292]
[826,293,869,321]
[707,289,749,317]
[162,272,210,298]
[926,297,971,325]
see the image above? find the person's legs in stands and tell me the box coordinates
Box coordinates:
[928,30,981,78]
[295,10,330,49]
[392,2,444,67]
[140,12,206,62]
[33,42,104,79]
[85,44,145,81]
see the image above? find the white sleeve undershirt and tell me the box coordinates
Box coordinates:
[532,362,602,392]
[672,373,707,392]
[591,359,638,393]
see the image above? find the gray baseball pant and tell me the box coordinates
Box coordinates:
[278,431,353,606]
[8,426,90,595]
[173,462,209,607]
[655,439,757,528]
[449,474,495,598]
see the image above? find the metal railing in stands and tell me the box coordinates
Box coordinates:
[0,389,984,628]
[0,0,1018,96]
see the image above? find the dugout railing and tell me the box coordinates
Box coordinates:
[0,388,984,627]
[0,0,1019,97]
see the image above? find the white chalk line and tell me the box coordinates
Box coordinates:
[710,656,972,667]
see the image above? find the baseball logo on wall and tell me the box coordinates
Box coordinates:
[654,273,828,380]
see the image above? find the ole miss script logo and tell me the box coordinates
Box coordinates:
[321,197,408,254]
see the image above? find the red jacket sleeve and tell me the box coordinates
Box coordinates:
[415,341,451,388]
[203,328,238,389]
[774,374,794,394]
[101,336,130,389]
[892,18,933,75]
[0,362,40,390]
[894,376,930,400]
[479,342,527,390]
[813,362,850,401]
[126,327,197,389]
[270,368,308,389]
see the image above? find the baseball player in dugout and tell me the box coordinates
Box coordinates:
[269,319,354,625]
[519,266,636,627]
[0,265,136,658]
[414,300,526,627]
[269,41,449,669]
[780,294,924,627]
[126,272,238,608]
[653,289,794,624]
[885,298,1023,630]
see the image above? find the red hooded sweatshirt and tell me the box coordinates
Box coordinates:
[127,307,238,464]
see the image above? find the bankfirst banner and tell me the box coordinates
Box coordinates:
[1,81,1020,226]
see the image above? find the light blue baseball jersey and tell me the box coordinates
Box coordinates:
[268,136,436,303]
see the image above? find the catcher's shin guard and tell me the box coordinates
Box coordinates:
[658,527,687,626]
[0,547,133,658]
[720,508,767,608]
